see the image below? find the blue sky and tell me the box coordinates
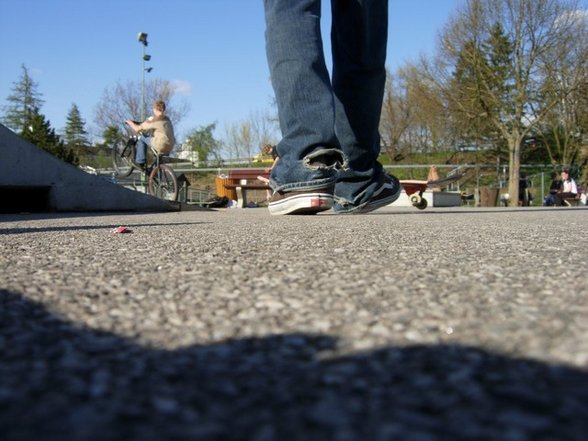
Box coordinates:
[0,0,464,142]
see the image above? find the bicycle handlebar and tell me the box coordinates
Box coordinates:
[123,120,144,137]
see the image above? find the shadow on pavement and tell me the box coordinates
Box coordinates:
[1,291,587,441]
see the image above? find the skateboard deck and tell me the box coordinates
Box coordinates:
[400,174,462,209]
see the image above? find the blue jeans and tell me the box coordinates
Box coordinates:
[135,134,151,165]
[264,0,389,208]
[543,194,556,206]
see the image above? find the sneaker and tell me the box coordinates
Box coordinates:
[268,189,334,215]
[335,174,401,214]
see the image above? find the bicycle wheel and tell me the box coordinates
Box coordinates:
[148,164,178,201]
[112,138,136,177]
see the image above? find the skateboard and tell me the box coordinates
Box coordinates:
[400,174,462,210]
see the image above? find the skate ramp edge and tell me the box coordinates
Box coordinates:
[0,123,177,213]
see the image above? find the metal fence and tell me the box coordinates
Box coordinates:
[94,162,583,207]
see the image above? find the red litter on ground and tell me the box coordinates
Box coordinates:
[112,226,132,234]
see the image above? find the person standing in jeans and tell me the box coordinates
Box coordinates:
[263,0,400,215]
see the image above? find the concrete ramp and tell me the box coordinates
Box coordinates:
[0,123,177,213]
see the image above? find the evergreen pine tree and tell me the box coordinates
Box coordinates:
[484,23,515,115]
[2,64,45,132]
[451,40,493,144]
[64,103,89,147]
[21,107,78,165]
[101,125,121,148]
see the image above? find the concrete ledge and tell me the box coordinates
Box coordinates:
[0,124,177,213]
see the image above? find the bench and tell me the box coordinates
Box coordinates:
[563,194,581,207]
[551,188,585,207]
[222,168,271,208]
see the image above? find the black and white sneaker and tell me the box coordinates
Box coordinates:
[335,174,401,214]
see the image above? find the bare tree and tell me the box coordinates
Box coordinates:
[93,78,190,138]
[223,121,254,164]
[222,111,279,164]
[249,108,280,152]
[422,0,587,206]
[380,66,458,162]
[535,8,588,166]
[380,69,416,160]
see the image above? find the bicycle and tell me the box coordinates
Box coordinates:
[112,121,178,201]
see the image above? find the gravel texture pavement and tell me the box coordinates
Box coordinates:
[1,206,587,440]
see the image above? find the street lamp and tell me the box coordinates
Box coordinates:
[137,32,153,121]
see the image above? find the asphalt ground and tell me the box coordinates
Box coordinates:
[1,206,587,440]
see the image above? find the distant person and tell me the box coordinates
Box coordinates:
[554,168,578,206]
[543,172,562,206]
[263,0,400,215]
[518,172,532,206]
[427,165,441,192]
[257,144,279,200]
[263,143,279,168]
[125,100,175,169]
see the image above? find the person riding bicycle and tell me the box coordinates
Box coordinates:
[125,100,176,170]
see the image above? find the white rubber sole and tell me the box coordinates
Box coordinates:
[268,193,334,215]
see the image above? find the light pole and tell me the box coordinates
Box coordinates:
[137,32,152,121]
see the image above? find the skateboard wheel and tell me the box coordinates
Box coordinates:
[410,194,421,205]
[416,199,428,210]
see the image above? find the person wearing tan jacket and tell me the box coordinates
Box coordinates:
[126,100,175,168]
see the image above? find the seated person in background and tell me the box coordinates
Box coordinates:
[427,165,441,192]
[543,172,562,206]
[554,168,578,206]
[581,178,588,205]
[258,144,279,200]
